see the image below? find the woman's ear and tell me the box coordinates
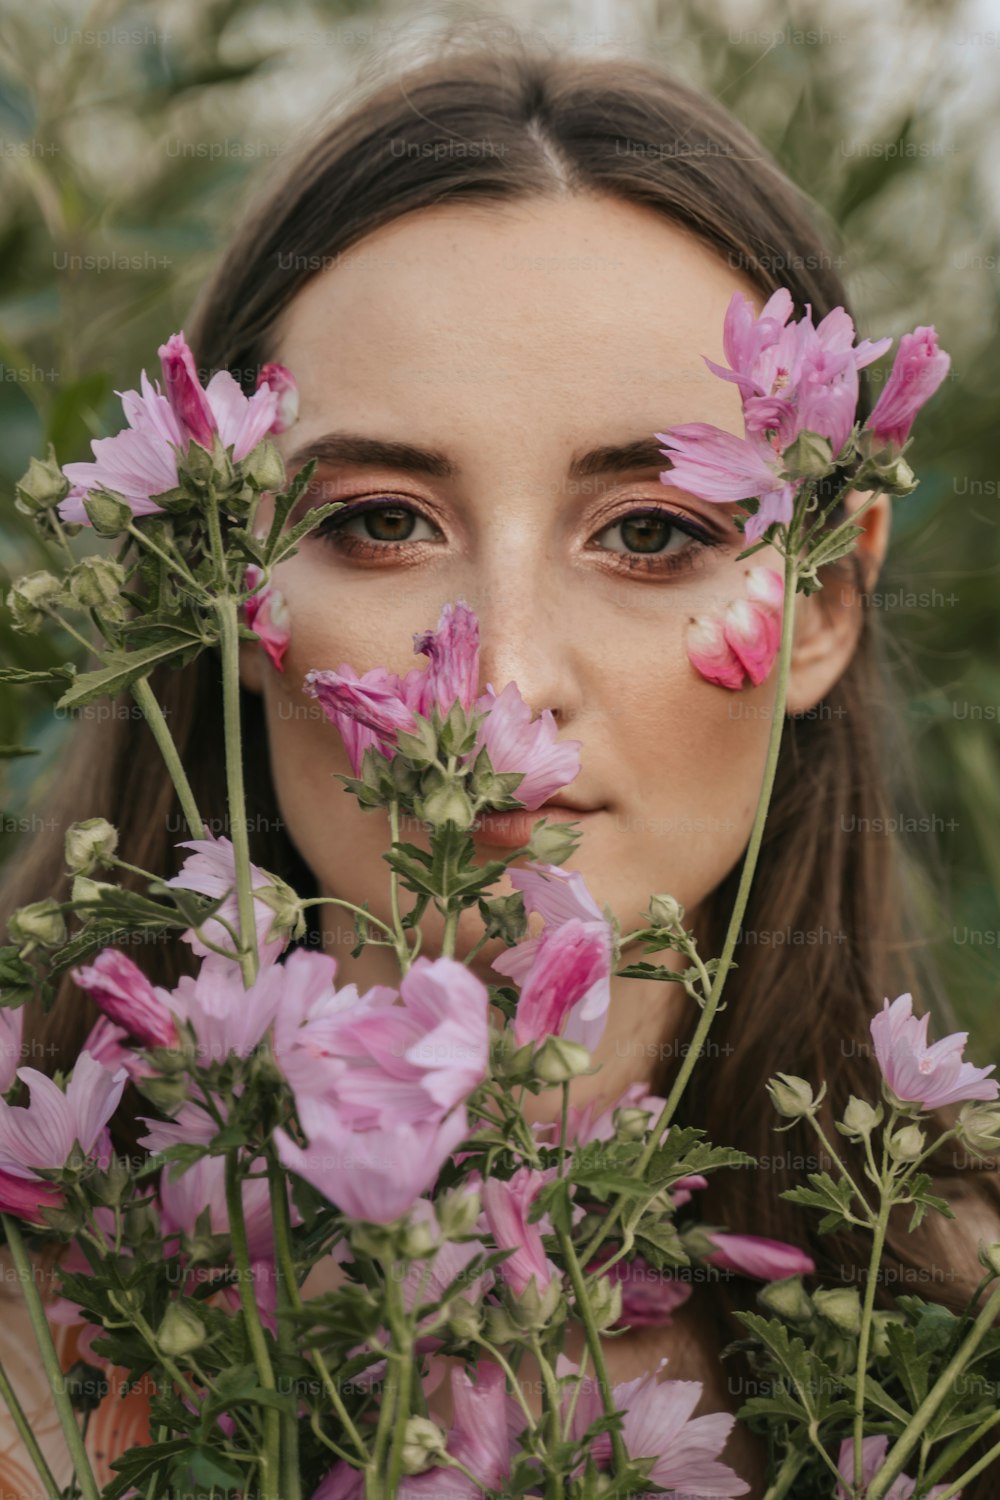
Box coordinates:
[239,636,265,697]
[784,489,890,716]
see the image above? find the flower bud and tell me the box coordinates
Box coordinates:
[838,1096,883,1141]
[7,571,63,633]
[435,1185,482,1239]
[83,490,133,536]
[254,879,306,944]
[71,876,117,908]
[766,1073,819,1120]
[756,1275,813,1323]
[533,1036,592,1084]
[781,429,834,480]
[585,1274,624,1332]
[14,449,70,515]
[66,556,127,614]
[483,1303,517,1344]
[527,818,581,865]
[399,1217,438,1262]
[977,1243,1000,1277]
[957,1102,1000,1155]
[887,1124,925,1162]
[65,818,119,876]
[813,1286,862,1336]
[445,1295,482,1342]
[417,783,475,830]
[243,438,286,492]
[507,1272,564,1332]
[648,894,685,933]
[870,1309,906,1359]
[614,1105,655,1142]
[478,892,528,947]
[8,899,66,949]
[400,1416,446,1475]
[156,1302,206,1357]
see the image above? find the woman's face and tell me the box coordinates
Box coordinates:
[239,194,859,1084]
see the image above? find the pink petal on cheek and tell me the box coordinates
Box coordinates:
[685,614,746,690]
[722,599,780,687]
[745,565,785,614]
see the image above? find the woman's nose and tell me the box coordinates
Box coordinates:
[466,572,584,727]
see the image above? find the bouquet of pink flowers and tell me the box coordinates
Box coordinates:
[2,292,999,1500]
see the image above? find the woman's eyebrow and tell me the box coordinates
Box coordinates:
[284,431,673,480]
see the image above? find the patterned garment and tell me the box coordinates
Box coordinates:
[0,1246,152,1496]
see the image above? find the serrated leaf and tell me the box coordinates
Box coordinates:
[54,635,200,710]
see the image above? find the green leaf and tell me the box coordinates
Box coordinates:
[54,635,202,710]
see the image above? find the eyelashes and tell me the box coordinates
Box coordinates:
[306,493,720,578]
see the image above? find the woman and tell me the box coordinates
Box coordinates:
[2,36,999,1498]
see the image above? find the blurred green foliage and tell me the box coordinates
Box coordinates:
[2,0,998,1042]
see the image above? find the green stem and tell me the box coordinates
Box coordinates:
[932,1434,1000,1500]
[267,1159,302,1500]
[383,1267,415,1493]
[388,799,413,973]
[578,540,801,1271]
[760,1446,808,1500]
[853,1206,890,1492]
[1,1216,102,1500]
[299,895,398,941]
[126,522,213,601]
[441,904,459,959]
[216,594,258,988]
[224,1153,279,1500]
[0,1348,63,1499]
[557,1227,629,1476]
[529,1330,565,1494]
[865,1276,1000,1500]
[129,677,207,840]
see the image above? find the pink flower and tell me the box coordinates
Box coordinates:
[472,679,582,811]
[243,563,291,671]
[703,1231,815,1281]
[59,331,282,525]
[0,1051,127,1182]
[0,1170,63,1223]
[687,566,784,690]
[0,1007,23,1094]
[586,1246,694,1327]
[304,599,583,807]
[656,421,797,544]
[71,948,179,1048]
[480,1165,560,1298]
[156,953,284,1067]
[836,1434,954,1500]
[79,1015,151,1083]
[255,362,299,433]
[560,1355,750,1496]
[274,1105,470,1224]
[866,327,951,450]
[492,863,613,1052]
[870,992,998,1111]
[163,831,288,967]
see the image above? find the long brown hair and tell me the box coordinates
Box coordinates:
[5,36,999,1494]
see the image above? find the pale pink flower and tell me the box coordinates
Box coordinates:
[156,953,284,1067]
[163,831,288,967]
[0,1006,24,1094]
[480,1165,560,1298]
[703,1231,815,1280]
[870,992,998,1110]
[835,1434,954,1500]
[0,1051,126,1180]
[472,679,582,810]
[243,563,291,672]
[560,1354,750,1496]
[304,599,582,807]
[492,863,613,1052]
[687,566,784,690]
[657,421,797,544]
[866,326,951,450]
[137,1099,221,1154]
[59,331,282,525]
[0,1170,63,1222]
[80,1014,151,1083]
[71,947,179,1048]
[274,1105,470,1224]
[255,361,299,433]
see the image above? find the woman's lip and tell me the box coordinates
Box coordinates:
[469,805,599,848]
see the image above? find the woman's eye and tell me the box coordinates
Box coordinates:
[593,509,704,558]
[315,500,439,552]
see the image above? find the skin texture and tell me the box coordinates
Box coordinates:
[239,195,890,1495]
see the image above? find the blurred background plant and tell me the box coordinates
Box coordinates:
[2,0,998,1045]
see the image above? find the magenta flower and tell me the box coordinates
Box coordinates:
[492,863,613,1052]
[304,598,583,805]
[72,947,179,1049]
[79,1015,151,1084]
[865,326,951,450]
[560,1354,750,1496]
[835,1434,954,1500]
[274,1105,470,1224]
[687,566,784,691]
[243,564,291,672]
[255,361,299,433]
[58,331,283,525]
[0,1170,64,1223]
[480,1165,560,1299]
[657,421,797,544]
[702,1231,815,1281]
[163,831,288,967]
[870,992,998,1111]
[0,1051,127,1182]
